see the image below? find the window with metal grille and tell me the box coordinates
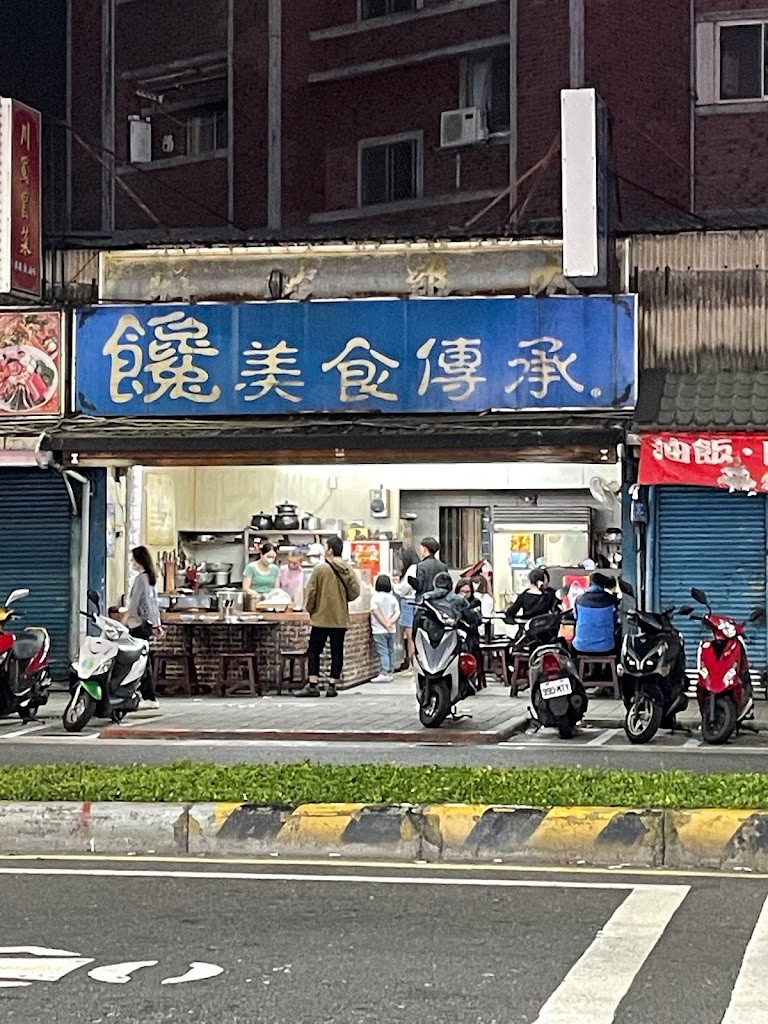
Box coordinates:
[359,134,421,206]
[151,100,228,162]
[439,507,483,570]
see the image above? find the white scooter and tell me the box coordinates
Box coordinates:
[413,593,479,729]
[62,589,149,732]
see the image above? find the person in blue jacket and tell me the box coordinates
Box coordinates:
[572,572,619,656]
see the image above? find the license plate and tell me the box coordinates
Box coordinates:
[540,677,572,700]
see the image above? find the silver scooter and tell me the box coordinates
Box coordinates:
[413,593,479,729]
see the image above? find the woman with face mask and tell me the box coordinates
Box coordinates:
[242,542,279,596]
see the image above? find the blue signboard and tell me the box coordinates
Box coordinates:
[74,295,636,417]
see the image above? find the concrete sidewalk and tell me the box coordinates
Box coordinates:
[97,675,532,744]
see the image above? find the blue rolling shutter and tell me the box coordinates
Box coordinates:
[0,470,72,680]
[655,487,767,669]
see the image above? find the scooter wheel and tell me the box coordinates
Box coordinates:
[624,696,663,745]
[701,696,737,745]
[419,684,451,729]
[62,689,97,733]
[556,715,575,740]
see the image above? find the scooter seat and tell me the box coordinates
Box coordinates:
[12,629,46,661]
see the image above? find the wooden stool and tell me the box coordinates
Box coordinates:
[152,653,197,697]
[577,654,620,699]
[479,641,511,688]
[277,650,308,694]
[510,653,530,696]
[217,654,261,697]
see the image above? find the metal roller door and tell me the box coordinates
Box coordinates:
[654,486,767,670]
[0,470,72,679]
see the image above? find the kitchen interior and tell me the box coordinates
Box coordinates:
[106,462,622,615]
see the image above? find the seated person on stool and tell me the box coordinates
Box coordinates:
[572,572,619,681]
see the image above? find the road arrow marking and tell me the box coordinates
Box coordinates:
[161,962,224,985]
[88,961,158,984]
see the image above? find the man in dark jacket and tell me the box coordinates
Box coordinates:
[572,572,619,655]
[414,537,448,596]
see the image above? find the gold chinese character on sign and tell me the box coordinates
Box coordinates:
[505,336,584,400]
[235,339,304,403]
[103,313,146,404]
[417,337,486,402]
[20,191,29,219]
[102,310,222,406]
[144,311,221,404]
[19,225,31,256]
[19,120,31,150]
[19,155,30,186]
[321,336,400,403]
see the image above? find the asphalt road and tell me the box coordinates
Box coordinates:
[1,729,768,773]
[0,857,766,1023]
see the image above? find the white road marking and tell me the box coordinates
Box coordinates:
[161,962,224,985]
[721,893,768,1023]
[88,961,158,984]
[0,946,80,956]
[0,981,31,987]
[683,737,702,748]
[532,884,689,1024]
[0,956,93,983]
[586,728,622,747]
[0,865,646,889]
[0,723,49,740]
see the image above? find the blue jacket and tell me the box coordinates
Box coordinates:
[573,585,618,653]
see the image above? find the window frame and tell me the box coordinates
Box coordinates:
[459,48,511,135]
[698,17,768,106]
[357,131,424,208]
[358,0,423,23]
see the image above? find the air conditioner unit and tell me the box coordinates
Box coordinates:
[440,107,488,148]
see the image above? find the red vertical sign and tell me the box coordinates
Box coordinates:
[10,102,41,297]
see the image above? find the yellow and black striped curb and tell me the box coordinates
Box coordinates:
[3,803,768,870]
[187,803,663,866]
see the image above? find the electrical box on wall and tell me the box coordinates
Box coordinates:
[369,487,391,518]
[129,116,152,164]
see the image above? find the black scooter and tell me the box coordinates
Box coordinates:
[619,602,692,744]
[509,609,588,739]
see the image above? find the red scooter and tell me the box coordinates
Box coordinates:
[0,588,52,722]
[689,587,763,745]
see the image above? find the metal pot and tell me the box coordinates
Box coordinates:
[301,515,322,531]
[206,562,233,573]
[214,589,244,613]
[198,571,215,586]
[213,570,231,586]
[275,501,300,532]
[251,512,274,530]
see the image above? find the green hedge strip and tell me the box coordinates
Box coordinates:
[0,762,766,808]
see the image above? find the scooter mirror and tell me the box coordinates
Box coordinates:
[618,579,635,598]
[87,589,101,611]
[691,588,709,606]
[4,588,29,606]
[678,605,694,616]
[749,607,766,624]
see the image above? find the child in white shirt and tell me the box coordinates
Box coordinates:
[370,574,399,682]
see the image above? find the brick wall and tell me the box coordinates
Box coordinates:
[156,617,378,691]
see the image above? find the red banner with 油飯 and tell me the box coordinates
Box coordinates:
[639,433,768,492]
